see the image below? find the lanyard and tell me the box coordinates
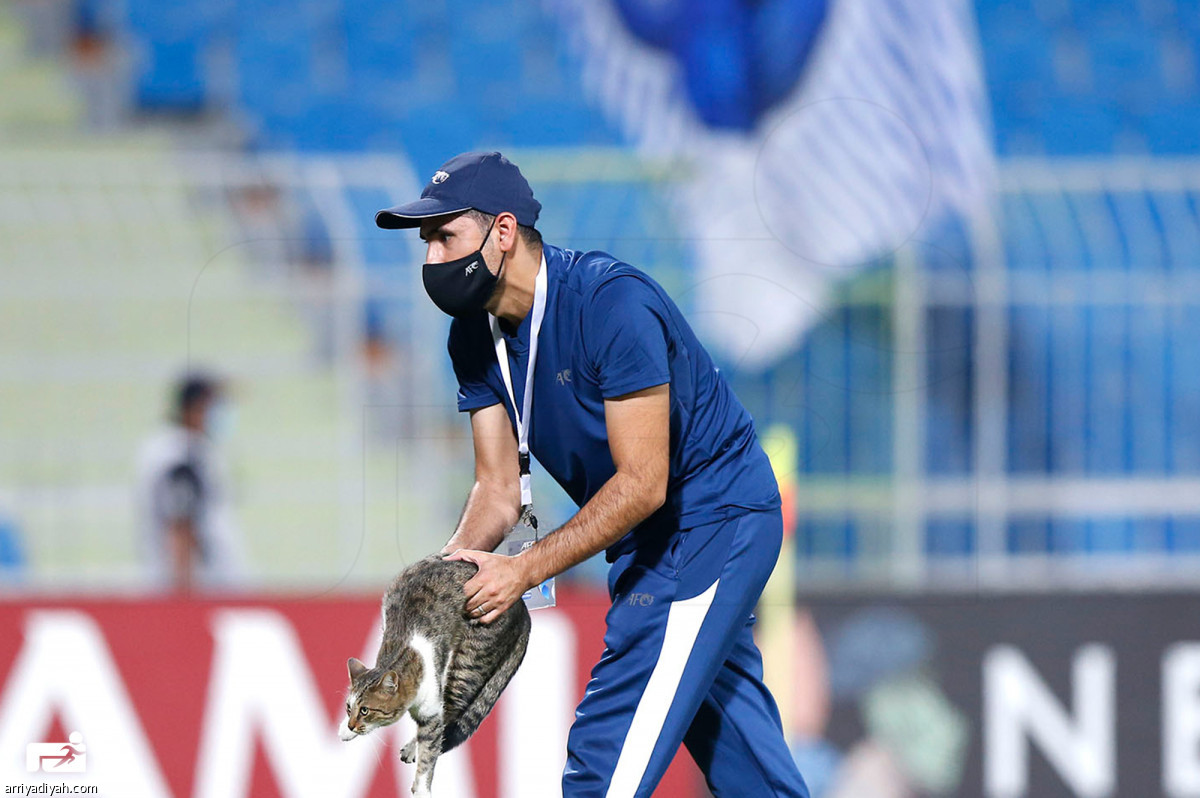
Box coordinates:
[489,255,548,510]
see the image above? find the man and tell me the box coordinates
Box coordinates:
[134,373,244,593]
[376,151,808,797]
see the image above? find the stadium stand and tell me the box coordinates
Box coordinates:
[978,0,1200,155]
[3,0,1200,589]
[0,5,366,586]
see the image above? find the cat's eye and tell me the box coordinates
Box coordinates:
[360,707,369,716]
[345,703,351,715]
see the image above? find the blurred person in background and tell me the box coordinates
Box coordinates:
[134,372,246,594]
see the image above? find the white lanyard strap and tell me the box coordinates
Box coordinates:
[490,256,548,508]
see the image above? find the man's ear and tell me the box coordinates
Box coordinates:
[348,657,368,681]
[496,211,518,253]
[381,670,398,693]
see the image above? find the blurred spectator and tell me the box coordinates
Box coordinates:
[68,0,127,131]
[296,200,336,363]
[227,183,340,363]
[134,372,246,594]
[227,183,290,272]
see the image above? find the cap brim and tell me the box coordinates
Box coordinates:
[374,197,471,229]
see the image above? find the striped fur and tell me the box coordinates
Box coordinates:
[342,556,530,797]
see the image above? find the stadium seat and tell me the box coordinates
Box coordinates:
[1007,519,1050,554]
[1088,28,1164,111]
[133,39,208,111]
[925,519,975,557]
[123,0,226,111]
[1040,97,1121,154]
[0,518,23,573]
[1141,101,1200,153]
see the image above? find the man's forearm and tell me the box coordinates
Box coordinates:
[518,471,663,585]
[442,480,520,554]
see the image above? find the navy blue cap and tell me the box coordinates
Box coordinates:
[375,151,541,230]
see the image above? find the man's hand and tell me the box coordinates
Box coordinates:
[445,549,533,624]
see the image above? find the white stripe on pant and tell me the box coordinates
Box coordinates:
[604,578,721,798]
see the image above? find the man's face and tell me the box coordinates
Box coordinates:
[418,212,493,267]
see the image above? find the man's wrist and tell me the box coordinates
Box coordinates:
[515,546,545,588]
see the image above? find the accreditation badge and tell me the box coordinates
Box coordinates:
[500,506,556,610]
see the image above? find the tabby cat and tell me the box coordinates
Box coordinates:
[339,555,531,797]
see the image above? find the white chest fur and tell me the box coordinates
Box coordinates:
[407,633,442,721]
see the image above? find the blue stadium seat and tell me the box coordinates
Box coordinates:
[1040,97,1121,154]
[1008,306,1052,473]
[975,0,1040,36]
[978,0,1200,156]
[398,99,482,172]
[450,31,524,87]
[984,29,1055,90]
[1169,306,1200,473]
[1169,518,1200,552]
[1173,0,1200,35]
[925,308,974,475]
[124,0,230,111]
[1088,28,1164,110]
[1088,518,1132,551]
[1007,518,1050,554]
[1141,101,1200,154]
[1128,307,1169,472]
[1131,518,1168,551]
[1049,518,1087,552]
[134,39,208,110]
[500,98,614,147]
[0,519,23,573]
[1049,306,1089,472]
[925,519,975,557]
[1068,0,1141,31]
[1084,305,1130,474]
[802,519,858,560]
[845,305,892,474]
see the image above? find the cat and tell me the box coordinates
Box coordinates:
[339,555,531,798]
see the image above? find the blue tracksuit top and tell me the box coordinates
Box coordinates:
[447,243,780,558]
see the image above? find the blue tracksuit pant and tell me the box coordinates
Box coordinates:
[563,509,810,797]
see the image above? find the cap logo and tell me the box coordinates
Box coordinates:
[431,170,450,184]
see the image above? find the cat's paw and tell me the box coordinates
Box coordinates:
[400,738,417,764]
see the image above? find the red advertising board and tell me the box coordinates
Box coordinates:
[0,589,702,798]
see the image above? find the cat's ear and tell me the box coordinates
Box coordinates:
[381,670,398,693]
[347,657,368,682]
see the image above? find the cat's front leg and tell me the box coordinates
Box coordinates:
[411,717,444,798]
[400,736,417,764]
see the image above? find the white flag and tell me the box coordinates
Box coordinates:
[546,0,995,368]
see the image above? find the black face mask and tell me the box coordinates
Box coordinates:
[422,218,506,318]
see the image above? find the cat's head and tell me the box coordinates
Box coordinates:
[338,656,417,741]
